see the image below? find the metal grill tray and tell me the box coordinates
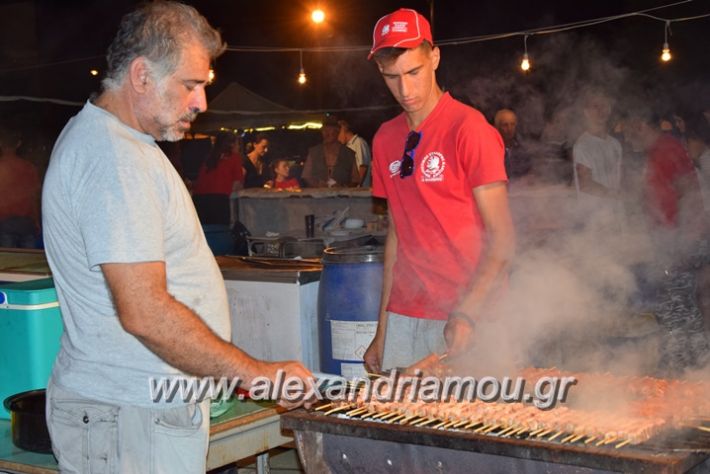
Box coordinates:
[282,409,710,474]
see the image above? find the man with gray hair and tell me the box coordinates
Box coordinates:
[494,108,532,180]
[42,2,313,472]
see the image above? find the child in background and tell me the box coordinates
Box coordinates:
[267,158,301,190]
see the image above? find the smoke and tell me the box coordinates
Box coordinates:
[444,33,710,384]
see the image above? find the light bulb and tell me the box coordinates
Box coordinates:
[298,69,307,85]
[311,9,325,24]
[660,42,672,62]
[89,69,99,76]
[520,53,531,72]
[208,68,215,83]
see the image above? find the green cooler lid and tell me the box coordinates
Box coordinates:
[0,278,57,306]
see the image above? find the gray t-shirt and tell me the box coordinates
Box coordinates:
[42,101,230,407]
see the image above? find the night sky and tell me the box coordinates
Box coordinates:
[1,0,709,141]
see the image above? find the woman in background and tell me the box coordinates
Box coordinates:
[192,131,244,225]
[243,133,269,188]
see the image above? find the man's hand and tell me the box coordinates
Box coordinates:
[363,331,385,374]
[253,360,317,410]
[443,316,474,357]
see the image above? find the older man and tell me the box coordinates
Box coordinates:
[363,9,515,372]
[301,115,359,187]
[494,108,532,180]
[42,2,313,472]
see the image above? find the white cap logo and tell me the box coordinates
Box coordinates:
[381,24,391,36]
[392,21,409,33]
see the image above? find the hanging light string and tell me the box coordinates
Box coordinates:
[0,0,707,73]
[661,20,673,61]
[297,50,307,84]
[224,0,709,53]
[520,34,531,72]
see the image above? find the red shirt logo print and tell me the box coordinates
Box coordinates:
[420,152,446,182]
[388,159,402,177]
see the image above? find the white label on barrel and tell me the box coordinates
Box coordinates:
[341,362,367,379]
[330,320,378,361]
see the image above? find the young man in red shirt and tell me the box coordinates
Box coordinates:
[363,9,515,372]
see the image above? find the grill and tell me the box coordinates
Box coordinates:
[281,368,710,473]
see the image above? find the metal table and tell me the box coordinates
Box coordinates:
[0,399,291,474]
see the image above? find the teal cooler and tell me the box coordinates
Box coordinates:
[0,278,63,419]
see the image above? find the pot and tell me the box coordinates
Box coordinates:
[3,389,53,454]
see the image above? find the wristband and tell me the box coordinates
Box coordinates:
[448,311,475,326]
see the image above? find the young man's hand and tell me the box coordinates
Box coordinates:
[443,314,474,357]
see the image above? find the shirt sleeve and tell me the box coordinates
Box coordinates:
[573,138,595,170]
[458,115,507,189]
[360,138,372,166]
[73,153,165,271]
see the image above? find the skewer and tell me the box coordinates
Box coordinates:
[346,407,368,417]
[570,434,586,443]
[536,429,553,438]
[528,428,544,437]
[548,430,564,441]
[603,436,618,446]
[410,416,429,425]
[463,420,481,430]
[585,436,598,445]
[399,415,418,425]
[314,403,334,411]
[512,428,527,437]
[442,420,458,429]
[416,418,439,427]
[561,433,577,443]
[483,424,501,434]
[697,426,710,433]
[453,420,469,429]
[369,411,390,420]
[366,372,384,379]
[474,424,490,434]
[615,439,632,449]
[324,405,352,416]
[434,420,448,429]
[498,426,516,437]
[390,414,406,423]
[596,436,617,447]
[380,412,401,422]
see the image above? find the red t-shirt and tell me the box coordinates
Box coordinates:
[0,155,40,221]
[193,153,244,196]
[372,93,507,320]
[644,134,698,228]
[274,178,300,189]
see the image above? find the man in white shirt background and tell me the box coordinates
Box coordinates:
[339,118,372,186]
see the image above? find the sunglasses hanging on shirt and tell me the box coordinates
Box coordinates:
[400,131,422,179]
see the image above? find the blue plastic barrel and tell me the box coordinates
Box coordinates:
[202,225,233,256]
[318,246,384,377]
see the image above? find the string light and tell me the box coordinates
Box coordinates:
[520,35,531,72]
[89,69,99,76]
[660,20,672,62]
[297,50,307,85]
[311,8,325,24]
[208,68,215,83]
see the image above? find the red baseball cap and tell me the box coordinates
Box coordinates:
[368,8,433,60]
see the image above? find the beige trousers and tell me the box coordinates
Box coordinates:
[46,379,209,474]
